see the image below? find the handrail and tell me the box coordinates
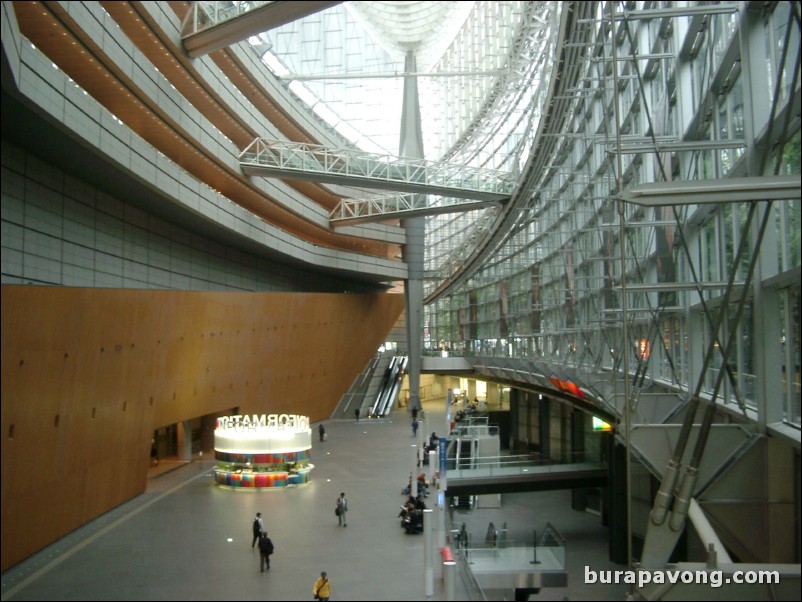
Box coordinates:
[453,451,595,471]
[444,505,487,601]
[447,456,606,482]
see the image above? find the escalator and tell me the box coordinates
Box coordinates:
[453,436,475,510]
[339,353,383,420]
[370,355,407,417]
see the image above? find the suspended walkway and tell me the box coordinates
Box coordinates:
[444,454,607,497]
[329,192,505,226]
[181,1,342,57]
[239,139,515,208]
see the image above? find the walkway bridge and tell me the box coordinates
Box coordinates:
[444,454,607,497]
[239,139,515,223]
[329,192,504,227]
[181,1,342,57]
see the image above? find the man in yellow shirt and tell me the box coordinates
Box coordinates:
[313,571,331,601]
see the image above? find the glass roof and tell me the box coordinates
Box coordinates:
[253,2,539,161]
[250,1,557,289]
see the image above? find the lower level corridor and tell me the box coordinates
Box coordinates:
[1,400,624,601]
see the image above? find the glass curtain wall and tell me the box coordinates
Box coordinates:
[426,1,801,427]
[254,1,800,427]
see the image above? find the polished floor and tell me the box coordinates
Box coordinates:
[1,400,626,601]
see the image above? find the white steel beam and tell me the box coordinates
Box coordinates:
[182,1,342,58]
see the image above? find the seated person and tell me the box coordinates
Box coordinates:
[401,473,413,495]
[398,500,414,519]
[416,476,429,496]
[404,509,424,533]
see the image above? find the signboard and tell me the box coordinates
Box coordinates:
[215,414,309,432]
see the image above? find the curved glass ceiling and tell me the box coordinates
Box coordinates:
[250,1,557,291]
[253,1,535,162]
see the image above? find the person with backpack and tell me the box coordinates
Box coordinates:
[251,512,264,548]
[336,492,348,527]
[258,531,274,572]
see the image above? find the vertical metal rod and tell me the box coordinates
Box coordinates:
[530,529,540,564]
[609,0,634,585]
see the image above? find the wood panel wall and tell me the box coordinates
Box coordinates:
[0,285,404,570]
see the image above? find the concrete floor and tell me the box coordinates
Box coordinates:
[1,400,626,601]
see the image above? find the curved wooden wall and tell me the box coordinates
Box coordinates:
[0,285,404,570]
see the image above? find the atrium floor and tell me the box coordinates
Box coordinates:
[1,400,625,601]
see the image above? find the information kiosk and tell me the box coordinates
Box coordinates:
[214,413,313,489]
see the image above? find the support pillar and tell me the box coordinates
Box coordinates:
[487,385,500,407]
[399,50,424,415]
[609,438,629,564]
[467,380,477,404]
[571,410,589,511]
[411,445,418,498]
[538,395,550,458]
[437,502,446,547]
[423,508,434,597]
[177,420,192,461]
[444,560,456,601]
[446,388,453,434]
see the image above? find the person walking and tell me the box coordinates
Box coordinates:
[336,492,348,527]
[318,423,326,442]
[258,531,274,572]
[150,439,158,466]
[251,512,264,548]
[313,571,331,601]
[412,419,419,437]
[354,407,360,421]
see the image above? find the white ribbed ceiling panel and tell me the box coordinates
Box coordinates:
[346,1,474,69]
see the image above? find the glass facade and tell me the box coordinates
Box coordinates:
[419,2,800,427]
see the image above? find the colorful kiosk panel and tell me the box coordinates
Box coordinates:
[214,414,313,489]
